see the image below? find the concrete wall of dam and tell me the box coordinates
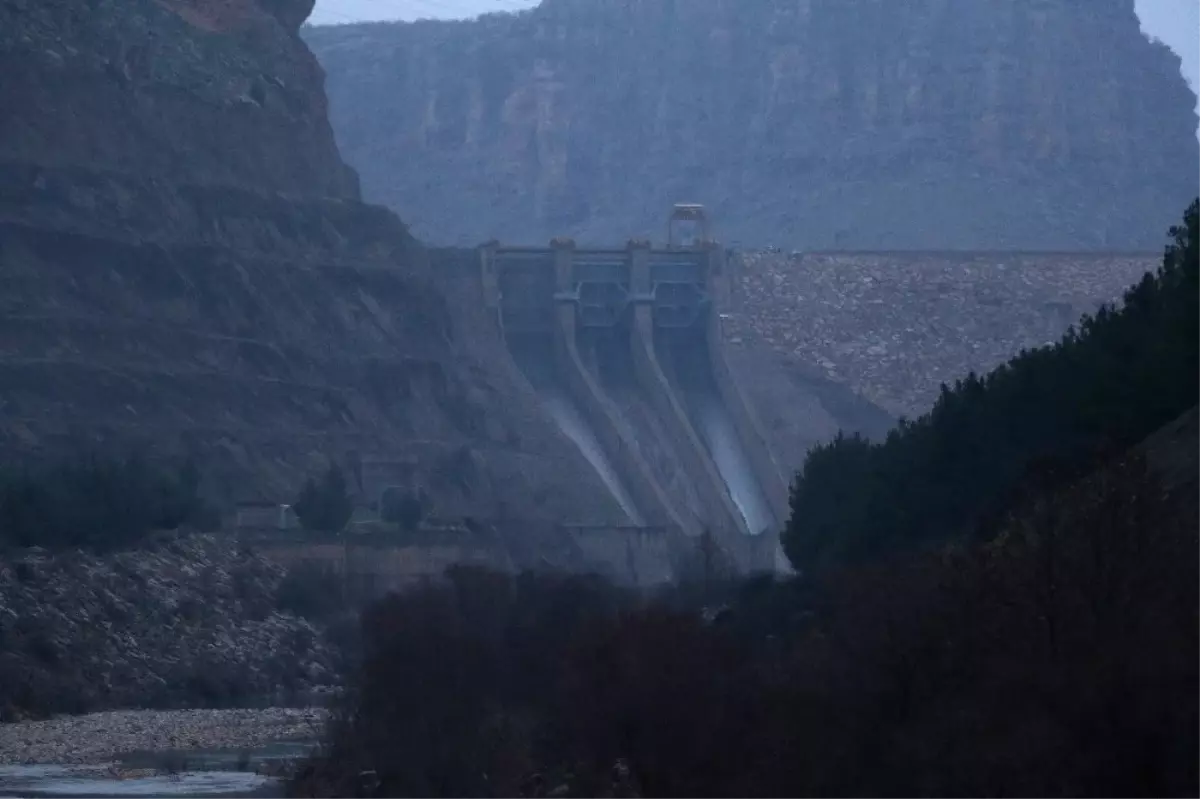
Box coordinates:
[464,239,789,574]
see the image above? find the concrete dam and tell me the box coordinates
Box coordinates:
[479,206,789,572]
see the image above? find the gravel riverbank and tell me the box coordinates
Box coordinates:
[0,707,328,765]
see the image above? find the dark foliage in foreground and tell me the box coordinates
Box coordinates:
[785,198,1198,570]
[289,447,1197,797]
[0,456,220,552]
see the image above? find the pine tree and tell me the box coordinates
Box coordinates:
[293,463,353,534]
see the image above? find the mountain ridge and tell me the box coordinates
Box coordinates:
[305,0,1199,250]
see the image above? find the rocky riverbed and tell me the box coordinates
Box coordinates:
[0,708,327,766]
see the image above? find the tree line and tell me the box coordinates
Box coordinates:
[290,464,430,535]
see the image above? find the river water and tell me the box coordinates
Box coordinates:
[0,741,315,799]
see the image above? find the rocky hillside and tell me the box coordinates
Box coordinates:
[0,160,630,524]
[0,0,641,523]
[305,0,1198,250]
[0,534,335,720]
[726,250,1161,417]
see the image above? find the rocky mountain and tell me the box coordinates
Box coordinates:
[305,0,1199,250]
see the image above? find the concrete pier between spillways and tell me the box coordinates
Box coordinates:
[480,237,789,575]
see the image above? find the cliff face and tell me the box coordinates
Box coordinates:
[0,0,627,524]
[1,0,357,197]
[306,0,1199,249]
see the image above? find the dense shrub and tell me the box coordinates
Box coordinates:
[785,198,1199,571]
[293,464,353,534]
[290,567,634,797]
[380,487,427,531]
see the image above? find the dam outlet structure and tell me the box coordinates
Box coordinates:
[480,206,790,573]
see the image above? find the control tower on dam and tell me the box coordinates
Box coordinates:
[480,205,789,571]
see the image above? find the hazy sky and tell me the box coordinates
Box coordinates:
[310,0,1198,110]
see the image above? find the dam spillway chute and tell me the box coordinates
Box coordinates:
[667,338,775,537]
[508,330,645,525]
[541,386,645,526]
[645,246,775,538]
[487,247,644,526]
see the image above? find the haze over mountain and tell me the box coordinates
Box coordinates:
[305,0,1199,249]
[311,0,1200,117]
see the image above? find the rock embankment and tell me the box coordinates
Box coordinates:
[0,535,338,721]
[0,707,327,765]
[728,251,1160,417]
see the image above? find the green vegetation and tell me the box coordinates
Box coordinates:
[784,199,1198,571]
[293,464,354,534]
[380,487,427,531]
[0,456,220,552]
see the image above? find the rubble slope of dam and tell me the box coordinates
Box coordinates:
[727,250,1162,418]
